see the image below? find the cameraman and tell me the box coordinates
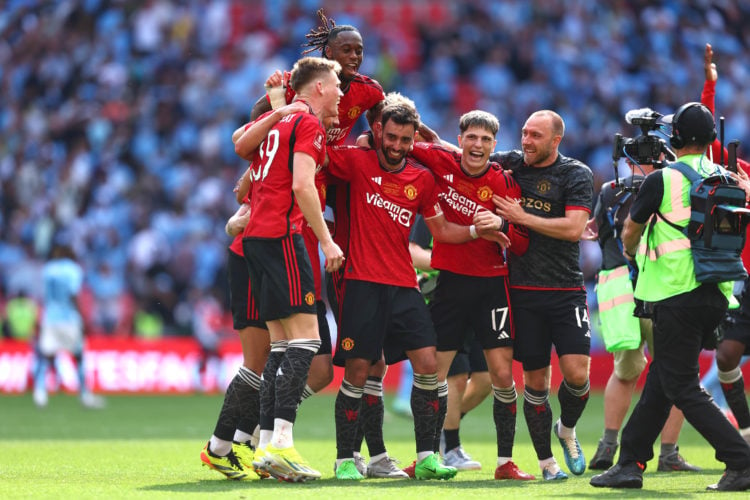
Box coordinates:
[586,153,698,473]
[591,103,750,492]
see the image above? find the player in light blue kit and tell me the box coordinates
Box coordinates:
[33,243,104,409]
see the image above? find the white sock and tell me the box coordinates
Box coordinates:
[539,457,556,470]
[233,430,253,443]
[258,429,273,449]
[370,452,387,463]
[417,451,433,461]
[556,419,575,439]
[208,435,232,456]
[271,418,294,449]
[497,457,511,467]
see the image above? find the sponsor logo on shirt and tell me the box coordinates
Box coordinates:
[365,192,413,227]
[440,185,481,217]
[325,126,350,143]
[404,184,418,200]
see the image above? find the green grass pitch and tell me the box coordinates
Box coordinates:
[0,392,738,499]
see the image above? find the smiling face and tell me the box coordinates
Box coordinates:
[458,125,496,175]
[325,30,363,82]
[376,119,416,169]
[521,113,560,168]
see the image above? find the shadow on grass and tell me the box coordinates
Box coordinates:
[140,478,541,493]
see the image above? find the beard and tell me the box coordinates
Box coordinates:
[380,145,405,166]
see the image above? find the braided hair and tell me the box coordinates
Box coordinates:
[302,9,358,58]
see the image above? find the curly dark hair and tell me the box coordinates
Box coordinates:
[301,9,358,58]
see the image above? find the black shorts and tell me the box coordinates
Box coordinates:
[510,287,591,371]
[242,234,316,322]
[325,268,346,327]
[447,335,488,377]
[723,278,750,353]
[431,272,513,352]
[227,250,266,330]
[333,280,436,366]
[316,300,332,355]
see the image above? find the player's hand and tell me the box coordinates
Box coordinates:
[321,240,345,272]
[473,209,505,232]
[492,195,526,225]
[265,70,284,89]
[481,229,511,249]
[582,218,598,241]
[704,43,717,82]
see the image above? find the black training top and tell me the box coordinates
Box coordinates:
[490,150,594,289]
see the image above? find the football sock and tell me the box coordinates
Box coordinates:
[214,366,261,441]
[443,429,460,451]
[524,386,553,460]
[335,379,364,459]
[558,378,590,428]
[412,372,439,454]
[259,341,287,433]
[360,376,386,457]
[433,380,448,452]
[719,368,750,429]
[274,339,319,423]
[493,383,517,458]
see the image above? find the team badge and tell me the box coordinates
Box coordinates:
[304,292,315,306]
[320,184,326,201]
[347,106,361,120]
[404,184,418,200]
[341,337,355,351]
[477,186,493,201]
[537,179,551,194]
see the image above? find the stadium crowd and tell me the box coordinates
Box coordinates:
[2,0,750,339]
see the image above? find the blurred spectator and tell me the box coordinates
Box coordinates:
[1,1,749,337]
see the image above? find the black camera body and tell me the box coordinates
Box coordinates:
[613,134,666,167]
[612,108,675,170]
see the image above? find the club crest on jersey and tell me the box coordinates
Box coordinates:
[341,337,355,351]
[537,179,552,194]
[477,186,493,201]
[304,292,315,306]
[313,132,324,151]
[404,184,418,200]
[319,184,327,200]
[347,106,361,120]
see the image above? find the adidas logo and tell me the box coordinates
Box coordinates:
[443,174,453,183]
[497,331,510,340]
[371,176,382,185]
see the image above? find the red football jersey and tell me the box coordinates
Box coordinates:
[278,72,385,145]
[327,146,442,288]
[244,109,326,239]
[411,142,529,276]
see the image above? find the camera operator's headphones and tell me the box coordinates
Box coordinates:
[669,102,717,149]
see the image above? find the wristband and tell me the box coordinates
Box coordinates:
[469,224,479,239]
